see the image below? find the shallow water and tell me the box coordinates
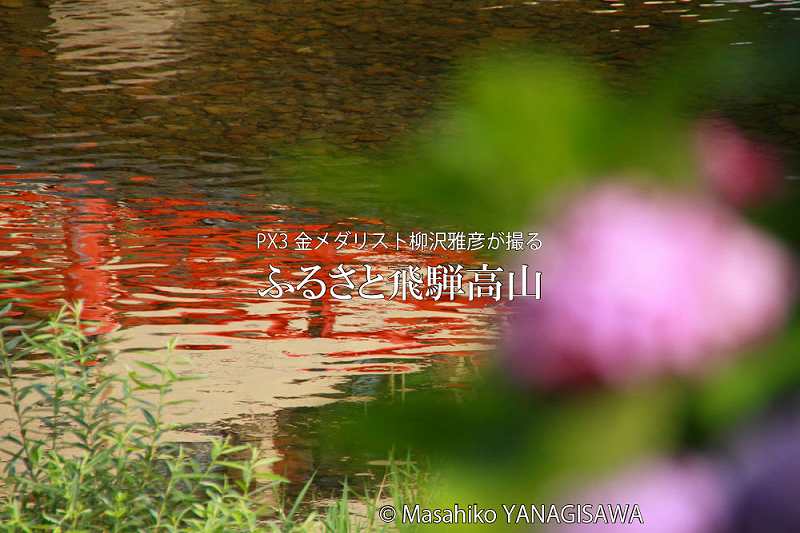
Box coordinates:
[2,0,799,486]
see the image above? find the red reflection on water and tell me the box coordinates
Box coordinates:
[0,171,495,368]
[63,197,120,334]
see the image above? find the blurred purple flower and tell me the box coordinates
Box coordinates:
[694,118,784,207]
[553,459,726,533]
[724,409,800,533]
[505,185,794,388]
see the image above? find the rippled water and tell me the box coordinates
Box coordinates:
[2,0,799,484]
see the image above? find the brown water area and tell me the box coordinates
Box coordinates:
[2,0,799,488]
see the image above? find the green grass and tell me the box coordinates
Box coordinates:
[0,303,430,532]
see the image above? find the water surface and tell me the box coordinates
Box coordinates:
[2,0,799,485]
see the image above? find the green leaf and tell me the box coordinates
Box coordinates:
[141,409,157,428]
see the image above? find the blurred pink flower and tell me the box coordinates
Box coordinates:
[505,185,794,388]
[553,459,726,533]
[694,118,783,207]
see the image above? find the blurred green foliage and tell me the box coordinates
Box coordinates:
[287,26,800,516]
[287,16,800,235]
[293,54,696,231]
[276,19,800,524]
[307,320,800,526]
